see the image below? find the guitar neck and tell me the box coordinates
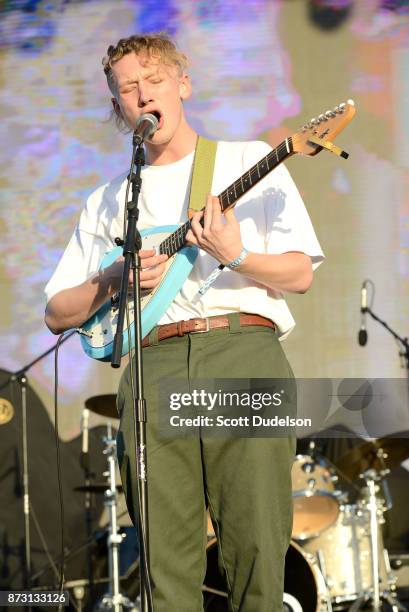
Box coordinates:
[159,137,294,257]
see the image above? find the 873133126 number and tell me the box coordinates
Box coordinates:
[0,591,69,606]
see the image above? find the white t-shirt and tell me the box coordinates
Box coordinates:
[45,140,324,339]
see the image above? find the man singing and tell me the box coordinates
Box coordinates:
[45,33,324,611]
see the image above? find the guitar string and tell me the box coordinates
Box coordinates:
[159,138,293,256]
[161,142,288,254]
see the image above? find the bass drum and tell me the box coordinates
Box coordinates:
[302,504,392,605]
[203,539,328,612]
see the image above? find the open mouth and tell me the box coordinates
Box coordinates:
[151,110,163,129]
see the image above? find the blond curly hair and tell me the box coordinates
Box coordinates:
[102,33,188,131]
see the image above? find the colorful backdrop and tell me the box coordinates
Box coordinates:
[0,0,408,439]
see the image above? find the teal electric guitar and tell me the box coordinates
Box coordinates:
[80,101,356,360]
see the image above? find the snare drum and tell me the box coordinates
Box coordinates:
[203,539,329,612]
[292,454,340,540]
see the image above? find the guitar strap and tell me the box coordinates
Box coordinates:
[188,136,218,218]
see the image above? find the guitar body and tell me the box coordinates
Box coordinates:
[80,225,198,361]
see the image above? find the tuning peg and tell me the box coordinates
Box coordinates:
[325,110,336,118]
[310,117,319,125]
[318,114,327,122]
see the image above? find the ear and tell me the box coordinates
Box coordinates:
[111,97,122,119]
[179,73,192,101]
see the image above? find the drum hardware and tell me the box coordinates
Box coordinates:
[72,584,86,612]
[361,469,382,610]
[389,553,409,592]
[350,466,404,612]
[315,549,333,612]
[95,423,138,612]
[334,437,409,483]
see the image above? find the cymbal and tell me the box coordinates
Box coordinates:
[74,482,123,494]
[335,433,409,481]
[85,394,118,419]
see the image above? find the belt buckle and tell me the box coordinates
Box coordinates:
[191,317,210,334]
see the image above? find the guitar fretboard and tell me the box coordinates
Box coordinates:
[159,137,293,257]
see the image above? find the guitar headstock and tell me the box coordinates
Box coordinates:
[292,100,356,156]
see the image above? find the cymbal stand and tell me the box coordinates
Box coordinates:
[364,469,381,610]
[98,424,138,612]
[357,464,404,612]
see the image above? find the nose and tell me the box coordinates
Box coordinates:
[138,82,153,107]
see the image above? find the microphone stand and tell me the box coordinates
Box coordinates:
[110,133,152,612]
[0,330,76,595]
[363,306,409,375]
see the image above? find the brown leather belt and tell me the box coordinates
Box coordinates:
[142,313,276,348]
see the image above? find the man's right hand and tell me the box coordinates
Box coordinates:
[45,249,169,335]
[116,249,168,290]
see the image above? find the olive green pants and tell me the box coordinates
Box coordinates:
[117,315,295,612]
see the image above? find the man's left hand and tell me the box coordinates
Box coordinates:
[186,194,243,265]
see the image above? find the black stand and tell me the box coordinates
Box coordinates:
[79,408,95,608]
[363,306,409,375]
[0,330,76,595]
[110,134,152,612]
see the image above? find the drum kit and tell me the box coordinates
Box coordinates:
[71,395,409,612]
[284,440,409,612]
[204,438,409,612]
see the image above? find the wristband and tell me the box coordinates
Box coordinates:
[198,248,249,296]
[225,247,249,270]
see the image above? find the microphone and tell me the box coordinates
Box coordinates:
[134,112,159,144]
[358,281,368,346]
